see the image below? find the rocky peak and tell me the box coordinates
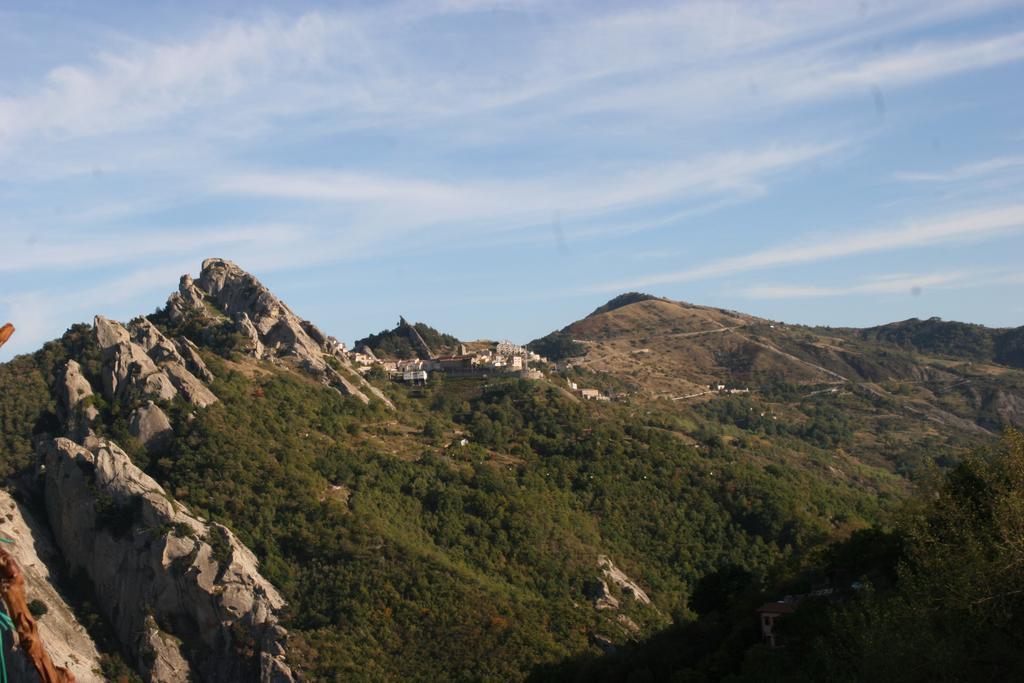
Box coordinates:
[166,274,210,325]
[163,258,394,409]
[398,316,435,359]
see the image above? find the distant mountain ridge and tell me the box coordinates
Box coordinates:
[859,316,1024,369]
[531,294,1024,438]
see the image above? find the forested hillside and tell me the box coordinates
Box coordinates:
[537,430,1024,682]
[1,265,1021,681]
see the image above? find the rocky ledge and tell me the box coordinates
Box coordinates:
[39,437,294,682]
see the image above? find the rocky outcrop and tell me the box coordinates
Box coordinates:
[128,318,217,408]
[984,389,1024,428]
[597,555,651,606]
[165,275,211,325]
[128,401,173,452]
[398,316,435,359]
[56,360,99,440]
[95,316,177,404]
[174,336,214,383]
[94,316,217,410]
[167,258,393,409]
[0,491,104,682]
[196,259,324,370]
[40,437,294,682]
[234,313,265,359]
[592,579,620,611]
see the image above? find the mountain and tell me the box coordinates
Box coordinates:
[533,295,1024,474]
[0,265,1021,681]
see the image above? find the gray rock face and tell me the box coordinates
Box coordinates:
[56,359,99,439]
[985,389,1024,427]
[174,336,214,383]
[129,318,182,365]
[95,314,131,349]
[95,316,178,404]
[94,315,217,409]
[234,313,266,359]
[129,318,218,408]
[162,363,218,408]
[597,555,651,605]
[129,401,173,452]
[40,437,294,683]
[173,258,394,409]
[0,490,104,682]
[165,275,211,324]
[197,259,326,369]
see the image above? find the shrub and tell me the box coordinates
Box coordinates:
[28,599,48,618]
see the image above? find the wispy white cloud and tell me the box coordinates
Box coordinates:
[739,268,1024,300]
[0,225,305,272]
[216,142,842,238]
[560,27,1024,127]
[0,13,344,150]
[2,2,1022,158]
[739,272,970,299]
[894,156,1024,182]
[594,204,1024,292]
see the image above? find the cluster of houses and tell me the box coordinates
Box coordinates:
[347,340,547,383]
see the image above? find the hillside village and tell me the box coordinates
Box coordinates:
[349,337,546,382]
[335,317,626,401]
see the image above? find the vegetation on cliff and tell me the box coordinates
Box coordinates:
[537,430,1024,682]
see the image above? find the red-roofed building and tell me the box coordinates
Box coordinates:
[757,601,797,648]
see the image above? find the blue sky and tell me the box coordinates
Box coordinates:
[2,0,1024,359]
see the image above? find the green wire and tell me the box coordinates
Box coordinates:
[0,609,9,683]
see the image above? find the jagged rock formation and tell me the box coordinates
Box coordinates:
[173,336,214,383]
[127,318,217,408]
[163,258,393,409]
[597,555,651,606]
[592,556,652,612]
[24,292,301,681]
[235,313,266,358]
[128,401,173,452]
[398,316,435,359]
[197,259,327,370]
[0,491,103,682]
[165,275,209,325]
[93,315,218,409]
[95,316,177,404]
[39,437,294,682]
[56,360,98,441]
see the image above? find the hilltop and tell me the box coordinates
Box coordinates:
[354,317,462,359]
[0,262,1021,681]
